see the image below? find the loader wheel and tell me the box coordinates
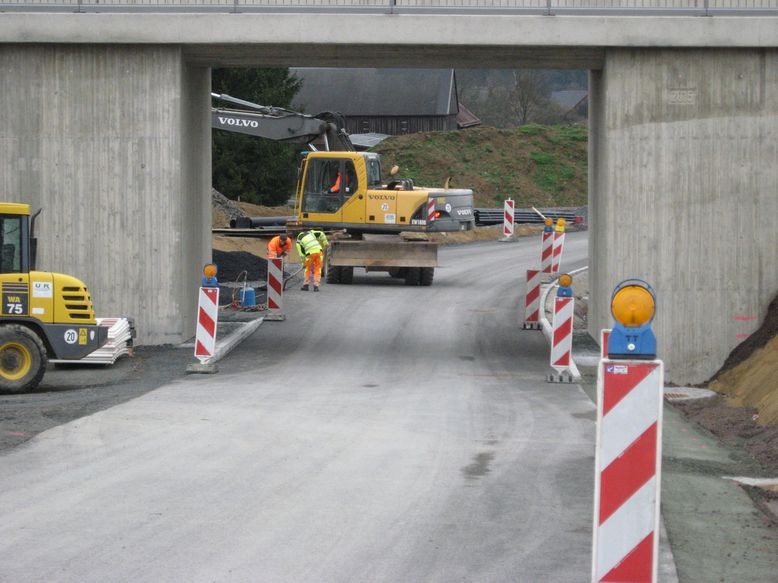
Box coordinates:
[0,325,47,394]
[326,265,341,284]
[340,267,354,285]
[404,267,421,286]
[420,267,434,286]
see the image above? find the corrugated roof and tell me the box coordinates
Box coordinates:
[350,132,392,149]
[291,68,458,117]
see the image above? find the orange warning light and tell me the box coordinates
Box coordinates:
[611,284,655,327]
[203,263,217,279]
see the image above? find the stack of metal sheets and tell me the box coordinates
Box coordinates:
[51,317,135,365]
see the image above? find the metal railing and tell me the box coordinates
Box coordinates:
[1,0,777,14]
[474,207,583,227]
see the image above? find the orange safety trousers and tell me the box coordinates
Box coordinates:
[304,252,323,285]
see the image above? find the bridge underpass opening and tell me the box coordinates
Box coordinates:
[207,54,778,386]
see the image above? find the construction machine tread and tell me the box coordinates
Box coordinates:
[420,267,434,286]
[340,267,354,285]
[0,324,47,394]
[326,265,342,284]
[404,267,421,286]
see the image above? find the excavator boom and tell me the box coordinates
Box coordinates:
[211,93,354,151]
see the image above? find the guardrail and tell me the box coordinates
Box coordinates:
[1,0,777,15]
[474,207,583,227]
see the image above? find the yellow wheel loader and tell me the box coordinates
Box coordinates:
[0,203,108,393]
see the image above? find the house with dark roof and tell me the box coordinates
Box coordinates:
[291,68,479,137]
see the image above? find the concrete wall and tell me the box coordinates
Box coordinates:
[0,45,211,344]
[589,48,778,384]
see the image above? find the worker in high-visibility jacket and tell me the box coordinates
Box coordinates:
[267,233,293,259]
[296,229,329,291]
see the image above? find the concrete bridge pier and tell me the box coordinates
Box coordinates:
[0,45,212,345]
[589,48,778,384]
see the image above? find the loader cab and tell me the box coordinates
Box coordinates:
[0,204,30,275]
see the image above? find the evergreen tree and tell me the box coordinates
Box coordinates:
[212,69,302,205]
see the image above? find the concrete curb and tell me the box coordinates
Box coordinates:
[211,317,264,363]
[186,317,264,373]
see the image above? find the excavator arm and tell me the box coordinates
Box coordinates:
[211,93,355,151]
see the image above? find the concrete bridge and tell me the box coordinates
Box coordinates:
[1,3,777,383]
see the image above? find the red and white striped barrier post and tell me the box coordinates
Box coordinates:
[592,359,664,582]
[265,258,286,321]
[503,198,515,239]
[523,269,542,330]
[548,290,574,383]
[551,218,566,274]
[541,226,554,275]
[194,286,219,364]
[600,329,611,359]
[427,197,436,225]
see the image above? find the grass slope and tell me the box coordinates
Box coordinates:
[373,124,588,208]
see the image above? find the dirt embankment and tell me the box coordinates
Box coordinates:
[700,292,778,428]
[674,291,778,479]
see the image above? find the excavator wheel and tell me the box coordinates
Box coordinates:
[340,267,354,285]
[0,324,47,394]
[404,267,421,286]
[326,265,342,284]
[388,268,405,279]
[420,267,435,286]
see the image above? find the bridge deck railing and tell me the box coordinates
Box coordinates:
[1,0,778,15]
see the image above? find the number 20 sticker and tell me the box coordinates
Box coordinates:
[64,329,78,344]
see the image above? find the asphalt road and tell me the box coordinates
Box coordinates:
[0,233,597,582]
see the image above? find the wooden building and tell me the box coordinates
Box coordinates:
[291,68,479,136]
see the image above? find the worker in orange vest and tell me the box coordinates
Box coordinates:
[329,167,354,194]
[267,234,293,259]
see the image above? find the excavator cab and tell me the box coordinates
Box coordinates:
[301,158,344,215]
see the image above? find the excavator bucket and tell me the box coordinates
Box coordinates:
[329,239,437,268]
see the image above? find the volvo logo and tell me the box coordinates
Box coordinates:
[217,117,259,128]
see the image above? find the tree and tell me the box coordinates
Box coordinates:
[455,69,579,127]
[212,69,303,206]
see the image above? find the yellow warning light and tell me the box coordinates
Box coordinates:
[558,273,573,287]
[611,284,655,327]
[203,263,217,278]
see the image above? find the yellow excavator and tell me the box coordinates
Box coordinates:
[0,203,108,393]
[212,93,475,285]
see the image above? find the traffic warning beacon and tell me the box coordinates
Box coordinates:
[607,279,657,359]
[557,273,573,298]
[201,263,218,288]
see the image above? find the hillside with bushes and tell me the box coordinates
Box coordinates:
[372,124,588,208]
